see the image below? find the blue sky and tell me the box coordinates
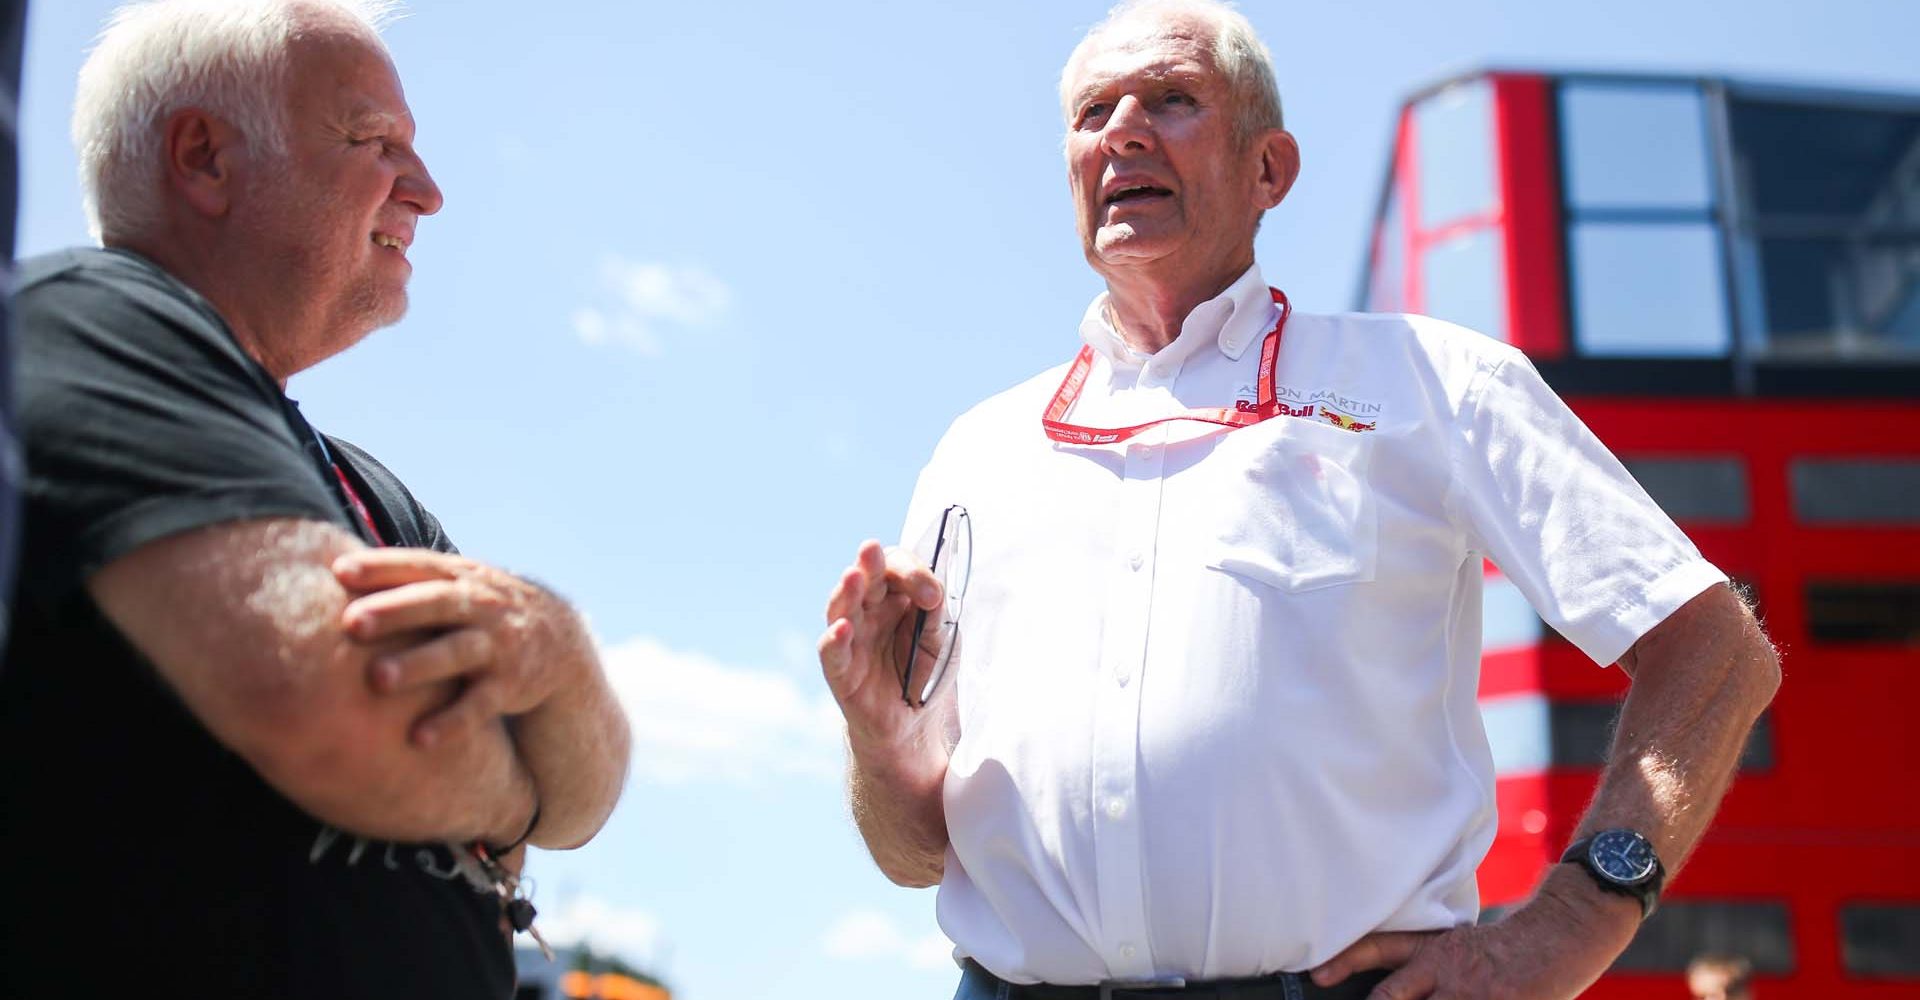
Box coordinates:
[17,1,1920,997]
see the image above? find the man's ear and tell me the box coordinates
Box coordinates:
[1253,128,1301,211]
[163,109,242,218]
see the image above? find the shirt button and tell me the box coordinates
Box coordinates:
[1116,666,1131,687]
[1105,797,1127,820]
[1120,943,1137,960]
[1128,550,1144,570]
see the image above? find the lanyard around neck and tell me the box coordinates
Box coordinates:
[1041,287,1291,446]
[310,430,385,545]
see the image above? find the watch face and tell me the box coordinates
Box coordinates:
[1589,830,1658,884]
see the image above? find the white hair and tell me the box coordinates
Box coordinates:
[72,0,401,243]
[1061,0,1284,142]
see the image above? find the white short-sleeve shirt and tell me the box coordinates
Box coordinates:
[904,264,1725,986]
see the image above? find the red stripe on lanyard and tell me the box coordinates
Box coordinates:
[1042,287,1292,446]
[331,464,385,545]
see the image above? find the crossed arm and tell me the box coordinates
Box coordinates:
[90,517,629,849]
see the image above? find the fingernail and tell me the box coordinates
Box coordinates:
[332,555,359,576]
[347,614,373,639]
[415,725,437,748]
[1311,969,1331,985]
[371,659,398,691]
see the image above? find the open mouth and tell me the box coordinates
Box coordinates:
[1105,184,1173,206]
[372,233,407,255]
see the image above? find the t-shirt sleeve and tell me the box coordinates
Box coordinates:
[15,269,346,605]
[1447,349,1727,666]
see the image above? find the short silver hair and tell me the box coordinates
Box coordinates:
[72,0,401,243]
[1060,0,1284,142]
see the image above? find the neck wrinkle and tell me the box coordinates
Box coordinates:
[1101,255,1254,355]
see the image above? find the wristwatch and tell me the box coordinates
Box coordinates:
[1561,829,1665,919]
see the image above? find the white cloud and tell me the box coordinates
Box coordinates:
[571,256,730,355]
[600,635,845,785]
[535,893,664,968]
[820,909,955,971]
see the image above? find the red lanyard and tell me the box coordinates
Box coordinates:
[310,429,386,545]
[331,464,385,544]
[1042,287,1291,446]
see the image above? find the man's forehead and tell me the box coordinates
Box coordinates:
[1068,16,1220,95]
[286,28,410,118]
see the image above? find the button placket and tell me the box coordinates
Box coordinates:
[1089,419,1168,981]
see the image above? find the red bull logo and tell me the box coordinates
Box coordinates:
[1320,409,1377,433]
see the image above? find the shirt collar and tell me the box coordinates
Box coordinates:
[1077,262,1277,368]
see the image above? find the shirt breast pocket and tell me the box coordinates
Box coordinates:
[1202,416,1379,593]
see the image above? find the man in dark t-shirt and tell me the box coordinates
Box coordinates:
[0,0,27,648]
[1,3,630,997]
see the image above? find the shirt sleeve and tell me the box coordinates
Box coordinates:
[14,268,346,607]
[1447,349,1727,666]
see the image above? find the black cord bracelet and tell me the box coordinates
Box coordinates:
[485,802,541,856]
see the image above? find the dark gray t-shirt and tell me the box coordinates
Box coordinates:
[1,248,513,999]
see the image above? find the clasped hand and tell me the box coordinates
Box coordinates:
[332,548,580,749]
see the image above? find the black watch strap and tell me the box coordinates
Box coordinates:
[1562,831,1666,920]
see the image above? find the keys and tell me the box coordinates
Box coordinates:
[507,897,554,961]
[470,841,553,961]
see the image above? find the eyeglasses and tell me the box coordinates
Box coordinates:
[897,504,971,707]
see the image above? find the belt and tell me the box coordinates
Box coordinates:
[963,960,1389,1000]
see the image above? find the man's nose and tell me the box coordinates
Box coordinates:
[396,151,444,217]
[1101,95,1156,154]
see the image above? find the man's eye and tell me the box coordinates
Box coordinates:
[1078,103,1111,127]
[1163,92,1193,106]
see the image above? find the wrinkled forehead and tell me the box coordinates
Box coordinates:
[284,15,409,122]
[1063,14,1222,107]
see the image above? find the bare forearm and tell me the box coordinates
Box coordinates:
[288,699,538,845]
[91,520,540,846]
[511,647,631,850]
[847,732,950,887]
[1571,585,1780,872]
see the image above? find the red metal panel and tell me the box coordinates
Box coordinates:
[1490,73,1569,360]
[1396,107,1421,313]
[1472,389,1920,996]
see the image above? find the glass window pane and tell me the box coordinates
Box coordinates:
[1540,701,1771,770]
[1728,97,1920,219]
[1416,80,1496,228]
[1561,83,1714,211]
[1791,458,1920,524]
[1805,581,1920,643]
[1571,222,1731,356]
[1421,227,1507,341]
[1842,904,1920,977]
[1747,235,1920,358]
[1620,457,1750,523]
[1728,96,1920,359]
[1613,900,1795,974]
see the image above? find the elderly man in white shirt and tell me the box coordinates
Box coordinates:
[818,2,1781,998]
